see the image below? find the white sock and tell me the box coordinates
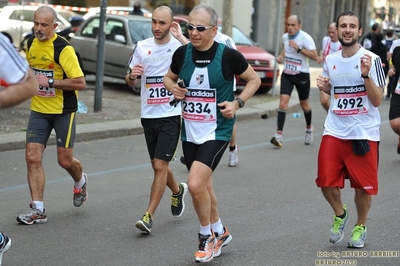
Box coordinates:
[33,201,44,212]
[74,174,86,189]
[211,218,224,236]
[199,224,212,236]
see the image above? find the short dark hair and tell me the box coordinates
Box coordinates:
[372,23,380,31]
[375,33,384,42]
[386,29,394,37]
[336,10,362,30]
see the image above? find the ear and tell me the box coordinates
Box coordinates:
[359,28,363,37]
[53,23,58,31]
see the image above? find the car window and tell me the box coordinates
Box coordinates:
[128,20,152,44]
[81,17,100,38]
[106,19,125,41]
[231,26,254,46]
[9,10,34,22]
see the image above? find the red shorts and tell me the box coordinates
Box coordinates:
[315,135,379,195]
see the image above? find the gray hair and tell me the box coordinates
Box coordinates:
[35,6,58,24]
[189,4,218,26]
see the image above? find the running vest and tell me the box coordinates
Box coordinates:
[179,43,234,144]
[27,34,83,114]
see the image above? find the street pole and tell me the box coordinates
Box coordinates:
[94,0,107,112]
[272,0,284,97]
[222,0,233,37]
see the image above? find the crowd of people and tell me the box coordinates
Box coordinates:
[0,2,399,264]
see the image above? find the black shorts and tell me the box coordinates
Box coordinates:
[389,92,400,120]
[280,72,311,101]
[182,140,228,171]
[26,111,76,148]
[141,115,180,161]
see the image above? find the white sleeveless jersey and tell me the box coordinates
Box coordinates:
[128,35,182,118]
[322,47,386,140]
[0,33,29,84]
[282,30,316,74]
[321,36,341,58]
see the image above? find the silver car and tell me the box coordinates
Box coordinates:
[70,14,153,94]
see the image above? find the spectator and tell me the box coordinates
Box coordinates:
[370,33,388,79]
[131,1,144,16]
[362,22,380,50]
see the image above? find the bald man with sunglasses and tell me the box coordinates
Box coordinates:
[164,4,260,263]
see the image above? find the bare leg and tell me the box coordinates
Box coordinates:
[321,187,345,216]
[25,143,46,201]
[354,188,371,225]
[57,146,83,182]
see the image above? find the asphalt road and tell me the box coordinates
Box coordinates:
[1,82,400,265]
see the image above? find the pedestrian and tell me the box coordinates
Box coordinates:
[17,6,87,225]
[385,30,397,100]
[179,30,240,167]
[370,33,389,87]
[316,10,385,248]
[317,22,341,112]
[270,15,318,147]
[388,45,400,154]
[164,4,261,262]
[361,22,380,50]
[130,1,144,16]
[0,32,39,265]
[126,5,188,234]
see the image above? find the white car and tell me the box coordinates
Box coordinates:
[82,6,152,20]
[0,5,78,48]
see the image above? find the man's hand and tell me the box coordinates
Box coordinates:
[317,75,331,94]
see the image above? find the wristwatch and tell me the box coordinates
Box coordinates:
[235,97,245,108]
[361,74,369,79]
[48,78,54,88]
[297,47,302,53]
[127,69,136,81]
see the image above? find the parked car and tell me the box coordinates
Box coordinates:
[0,5,80,49]
[69,14,153,94]
[82,6,152,20]
[174,15,278,93]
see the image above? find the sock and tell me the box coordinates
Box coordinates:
[199,224,212,236]
[229,145,236,151]
[277,109,286,131]
[304,109,312,128]
[33,201,44,212]
[337,208,346,219]
[211,219,224,236]
[74,174,86,190]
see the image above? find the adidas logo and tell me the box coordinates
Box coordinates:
[354,65,359,69]
[57,138,62,143]
[167,49,172,52]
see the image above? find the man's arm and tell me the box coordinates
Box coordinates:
[164,68,187,99]
[298,48,319,61]
[0,69,38,109]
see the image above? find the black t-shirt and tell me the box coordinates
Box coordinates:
[170,42,249,81]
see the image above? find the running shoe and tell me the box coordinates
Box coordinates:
[135,212,153,233]
[270,134,283,147]
[17,202,47,225]
[214,226,233,258]
[194,233,215,263]
[73,173,88,207]
[347,225,367,248]
[305,125,314,145]
[228,145,239,167]
[0,232,11,266]
[329,205,349,243]
[171,183,188,217]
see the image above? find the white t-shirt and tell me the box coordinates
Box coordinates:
[128,35,182,118]
[321,36,342,58]
[322,47,386,140]
[282,30,316,74]
[389,39,400,53]
[0,33,28,84]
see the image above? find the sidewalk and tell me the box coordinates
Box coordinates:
[0,67,322,152]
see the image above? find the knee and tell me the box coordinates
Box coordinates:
[58,156,73,169]
[188,179,202,196]
[25,150,41,166]
[390,120,400,134]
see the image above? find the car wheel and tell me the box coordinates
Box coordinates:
[130,83,141,95]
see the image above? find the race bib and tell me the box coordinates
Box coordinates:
[144,75,173,105]
[182,88,216,122]
[332,85,368,116]
[284,57,302,75]
[32,67,56,98]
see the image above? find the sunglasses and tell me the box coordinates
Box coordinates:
[186,23,214,32]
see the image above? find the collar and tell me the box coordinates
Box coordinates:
[288,30,300,40]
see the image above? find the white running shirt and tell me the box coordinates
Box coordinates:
[282,30,316,74]
[322,47,386,140]
[128,35,182,118]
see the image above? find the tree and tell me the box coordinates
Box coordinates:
[221,0,233,37]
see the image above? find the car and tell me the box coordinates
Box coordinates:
[0,5,80,49]
[174,15,279,93]
[69,14,153,94]
[82,6,152,20]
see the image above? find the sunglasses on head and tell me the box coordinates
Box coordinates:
[186,23,214,32]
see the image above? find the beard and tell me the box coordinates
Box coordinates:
[338,36,358,47]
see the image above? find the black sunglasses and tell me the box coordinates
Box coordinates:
[186,23,214,32]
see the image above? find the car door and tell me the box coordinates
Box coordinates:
[103,18,130,78]
[72,17,101,75]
